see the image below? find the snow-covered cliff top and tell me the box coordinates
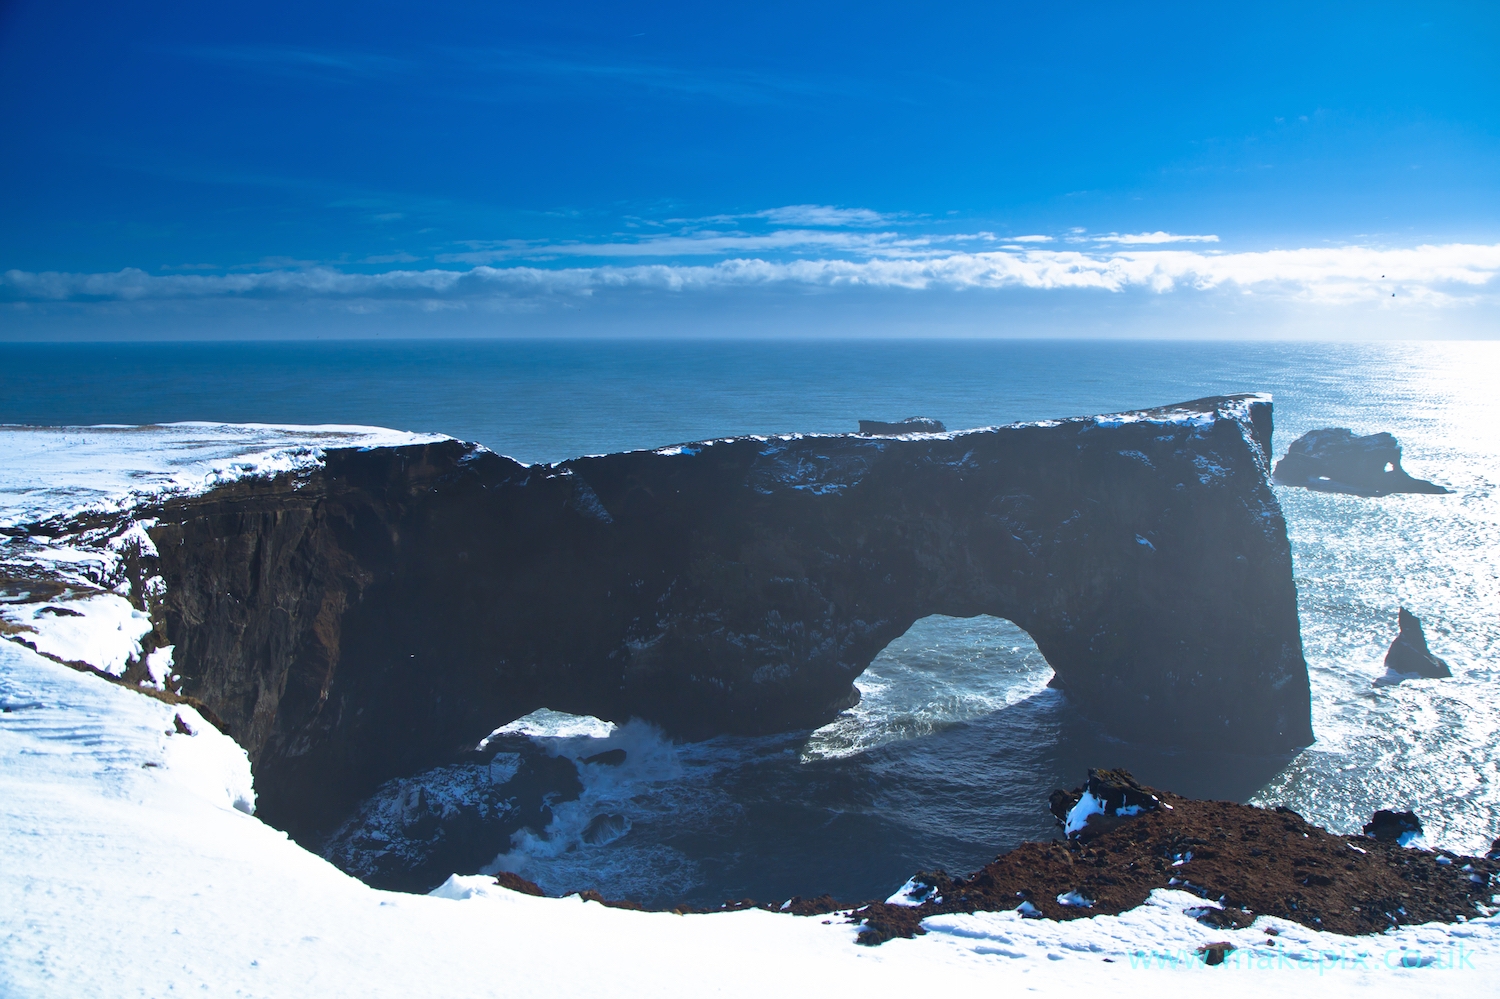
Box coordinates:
[0,424,448,689]
[0,423,449,528]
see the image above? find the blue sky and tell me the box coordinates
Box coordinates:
[2,0,1498,338]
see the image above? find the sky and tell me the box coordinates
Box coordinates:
[2,0,1498,339]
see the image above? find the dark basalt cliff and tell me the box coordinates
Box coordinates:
[140,394,1311,841]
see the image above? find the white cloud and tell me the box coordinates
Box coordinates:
[752,205,893,227]
[1093,232,1221,245]
[440,228,1038,263]
[1010,235,1053,243]
[438,228,913,263]
[6,242,1499,308]
[666,205,896,229]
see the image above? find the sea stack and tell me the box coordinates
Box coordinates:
[1383,608,1451,678]
[857,417,946,435]
[30,394,1311,844]
[1272,428,1449,496]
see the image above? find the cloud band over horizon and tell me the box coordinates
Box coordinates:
[7,242,1500,312]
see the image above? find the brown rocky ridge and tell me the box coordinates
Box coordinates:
[504,769,1497,947]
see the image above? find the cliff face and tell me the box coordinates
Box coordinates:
[144,395,1310,841]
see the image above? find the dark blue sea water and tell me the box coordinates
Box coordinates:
[0,338,1456,465]
[4,338,1497,907]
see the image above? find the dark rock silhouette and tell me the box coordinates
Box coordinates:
[133,394,1310,843]
[320,733,583,893]
[858,417,946,435]
[1198,942,1236,966]
[1363,809,1423,844]
[1383,608,1451,679]
[1080,768,1163,817]
[1272,428,1449,496]
[1193,908,1255,930]
[1049,767,1164,838]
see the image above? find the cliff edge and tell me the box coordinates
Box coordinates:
[108,394,1309,840]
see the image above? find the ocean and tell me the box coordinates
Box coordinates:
[3,338,1497,907]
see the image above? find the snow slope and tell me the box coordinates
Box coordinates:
[3,640,1498,998]
[3,421,1498,996]
[0,423,451,528]
[0,424,449,688]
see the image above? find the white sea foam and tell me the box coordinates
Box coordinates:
[2,366,1500,990]
[12,639,1487,999]
[489,707,618,742]
[1249,354,1500,855]
[802,614,1054,762]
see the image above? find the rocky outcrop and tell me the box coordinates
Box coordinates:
[135,393,1309,842]
[320,733,582,893]
[1272,428,1449,496]
[1382,608,1451,679]
[823,776,1498,944]
[1362,809,1423,844]
[1049,768,1165,837]
[858,417,946,435]
[508,775,1499,944]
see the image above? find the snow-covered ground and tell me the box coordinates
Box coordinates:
[0,423,450,528]
[4,423,1500,997]
[0,424,447,687]
[5,621,1500,995]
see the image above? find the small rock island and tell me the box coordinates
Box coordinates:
[1272,428,1449,496]
[1381,607,1451,680]
[857,417,947,435]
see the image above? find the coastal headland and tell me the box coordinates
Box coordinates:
[79,394,1314,841]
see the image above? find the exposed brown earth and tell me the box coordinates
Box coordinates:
[504,774,1498,947]
[492,871,545,897]
[848,786,1497,945]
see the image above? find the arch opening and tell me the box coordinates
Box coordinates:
[802,614,1054,762]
